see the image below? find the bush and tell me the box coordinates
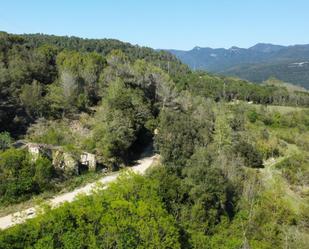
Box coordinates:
[0,149,36,205]
[0,132,12,151]
[275,153,309,186]
[247,110,259,123]
[235,141,263,168]
[26,119,75,146]
[256,136,280,159]
[34,156,55,190]
[0,148,55,206]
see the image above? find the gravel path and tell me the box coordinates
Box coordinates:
[0,155,157,230]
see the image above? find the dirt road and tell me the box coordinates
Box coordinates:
[0,154,158,230]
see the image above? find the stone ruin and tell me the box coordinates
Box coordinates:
[26,143,53,161]
[14,141,96,176]
[80,152,96,171]
[52,150,79,176]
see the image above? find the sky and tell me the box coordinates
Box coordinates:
[1,0,309,50]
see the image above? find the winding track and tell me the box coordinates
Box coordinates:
[0,154,158,230]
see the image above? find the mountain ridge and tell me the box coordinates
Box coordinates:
[167,43,309,88]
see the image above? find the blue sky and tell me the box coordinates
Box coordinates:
[1,0,308,50]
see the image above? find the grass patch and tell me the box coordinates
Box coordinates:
[252,104,308,114]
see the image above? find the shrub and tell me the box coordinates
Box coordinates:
[34,156,54,190]
[247,110,259,123]
[0,131,12,151]
[0,148,55,206]
[0,149,36,205]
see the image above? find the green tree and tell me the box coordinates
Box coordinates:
[19,80,44,118]
[155,110,200,171]
[213,111,232,152]
[93,79,152,163]
[182,148,230,232]
[234,141,263,168]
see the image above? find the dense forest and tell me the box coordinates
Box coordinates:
[0,32,308,248]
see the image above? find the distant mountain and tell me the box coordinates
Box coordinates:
[248,43,285,53]
[167,43,309,88]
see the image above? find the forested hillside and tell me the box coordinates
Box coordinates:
[0,31,188,135]
[0,32,308,249]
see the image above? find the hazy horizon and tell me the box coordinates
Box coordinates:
[1,0,309,50]
[3,30,309,51]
